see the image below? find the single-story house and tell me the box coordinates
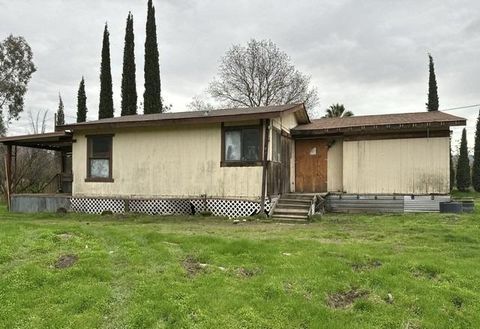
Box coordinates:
[0,104,466,220]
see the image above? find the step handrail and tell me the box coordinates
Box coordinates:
[268,196,279,217]
[308,195,317,218]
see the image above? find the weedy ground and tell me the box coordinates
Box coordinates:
[0,191,479,328]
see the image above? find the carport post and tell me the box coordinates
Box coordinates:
[4,144,12,210]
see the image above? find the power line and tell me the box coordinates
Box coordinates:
[440,104,480,112]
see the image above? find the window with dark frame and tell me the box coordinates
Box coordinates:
[223,126,261,165]
[86,135,113,182]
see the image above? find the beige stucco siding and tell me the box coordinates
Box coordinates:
[72,123,263,199]
[342,137,450,194]
[327,139,343,192]
[272,112,299,132]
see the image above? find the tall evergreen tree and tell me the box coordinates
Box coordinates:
[76,77,88,123]
[143,0,162,114]
[426,53,439,111]
[99,24,114,119]
[56,94,65,126]
[456,128,471,191]
[472,110,480,191]
[121,12,137,116]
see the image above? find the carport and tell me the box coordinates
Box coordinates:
[0,131,73,211]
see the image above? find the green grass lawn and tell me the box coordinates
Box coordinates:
[0,199,479,329]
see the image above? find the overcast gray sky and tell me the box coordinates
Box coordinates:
[1,0,479,148]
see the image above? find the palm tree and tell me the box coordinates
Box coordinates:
[324,104,353,118]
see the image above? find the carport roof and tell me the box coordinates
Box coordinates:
[0,131,72,151]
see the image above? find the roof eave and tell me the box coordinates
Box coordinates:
[0,131,73,151]
[291,120,467,136]
[294,103,310,124]
[0,131,72,143]
[57,105,307,131]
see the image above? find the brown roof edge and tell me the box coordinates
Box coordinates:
[57,104,308,131]
[292,111,467,136]
[292,120,467,136]
[56,112,282,131]
[0,131,72,143]
[290,103,310,124]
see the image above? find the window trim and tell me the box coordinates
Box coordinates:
[85,134,114,182]
[220,123,264,167]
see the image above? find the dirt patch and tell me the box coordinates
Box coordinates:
[452,296,464,309]
[326,288,368,309]
[411,264,441,280]
[403,319,422,329]
[56,207,68,214]
[56,233,74,240]
[182,256,205,276]
[237,267,261,278]
[55,254,78,269]
[352,259,382,272]
[113,213,141,220]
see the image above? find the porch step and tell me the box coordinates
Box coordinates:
[275,202,309,209]
[282,193,316,200]
[271,215,309,224]
[278,198,311,204]
[274,208,309,216]
[271,193,316,223]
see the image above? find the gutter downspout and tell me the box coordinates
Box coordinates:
[260,118,270,215]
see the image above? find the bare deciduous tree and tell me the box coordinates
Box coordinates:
[27,109,48,134]
[1,110,58,198]
[187,94,215,112]
[208,39,319,115]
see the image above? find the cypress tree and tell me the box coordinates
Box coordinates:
[456,128,471,191]
[426,53,439,111]
[121,12,137,116]
[472,110,480,191]
[56,94,65,126]
[77,77,88,123]
[143,0,162,114]
[99,23,114,119]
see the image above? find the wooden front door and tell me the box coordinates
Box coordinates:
[295,139,328,192]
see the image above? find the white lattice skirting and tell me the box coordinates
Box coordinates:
[71,198,125,214]
[71,197,271,218]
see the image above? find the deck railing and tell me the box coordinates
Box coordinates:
[41,173,72,194]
